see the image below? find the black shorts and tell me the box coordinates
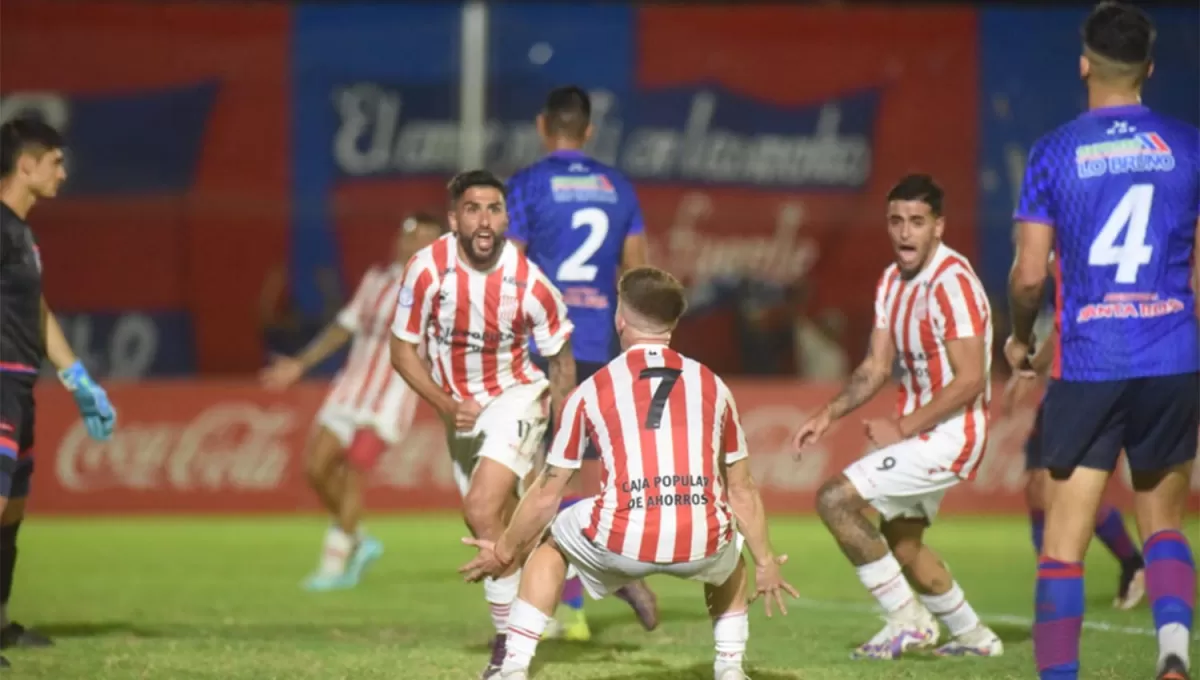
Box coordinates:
[0,375,36,499]
[1039,372,1199,474]
[532,356,607,461]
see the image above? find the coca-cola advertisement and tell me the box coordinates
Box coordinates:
[28,381,1200,515]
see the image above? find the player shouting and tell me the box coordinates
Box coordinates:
[506,85,657,640]
[1007,5,1198,679]
[0,118,117,669]
[459,266,797,680]
[793,175,1003,660]
[1003,253,1145,610]
[389,170,576,679]
[261,213,444,591]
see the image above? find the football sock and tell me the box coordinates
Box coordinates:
[319,525,353,576]
[712,610,749,672]
[484,571,522,634]
[856,554,918,615]
[1094,504,1143,569]
[919,581,982,637]
[1034,558,1083,680]
[0,522,18,626]
[1144,530,1194,670]
[502,598,548,672]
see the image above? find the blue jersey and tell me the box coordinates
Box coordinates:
[506,150,645,363]
[1016,104,1200,381]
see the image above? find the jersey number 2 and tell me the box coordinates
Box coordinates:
[1088,183,1154,284]
[638,367,682,430]
[558,207,609,283]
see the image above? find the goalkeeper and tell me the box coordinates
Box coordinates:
[0,118,117,664]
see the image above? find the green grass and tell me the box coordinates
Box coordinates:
[4,515,1193,679]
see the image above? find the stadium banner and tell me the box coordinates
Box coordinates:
[0,1,291,374]
[27,380,1200,515]
[977,7,1200,293]
[48,311,197,379]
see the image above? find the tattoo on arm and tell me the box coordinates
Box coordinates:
[547,340,576,413]
[828,345,887,420]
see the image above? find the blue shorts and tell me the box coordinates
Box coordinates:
[532,356,607,461]
[1039,372,1199,474]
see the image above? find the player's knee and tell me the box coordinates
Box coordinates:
[815,475,860,519]
[0,521,18,549]
[463,487,506,538]
[0,497,25,526]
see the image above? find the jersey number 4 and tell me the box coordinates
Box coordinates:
[558,207,610,283]
[1088,183,1154,284]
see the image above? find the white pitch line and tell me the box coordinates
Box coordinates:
[790,597,1196,639]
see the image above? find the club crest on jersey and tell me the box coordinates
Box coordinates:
[1075,131,1175,179]
[497,294,520,324]
[398,286,414,308]
[550,174,617,204]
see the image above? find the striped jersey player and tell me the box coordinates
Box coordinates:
[259,214,444,592]
[793,175,1003,660]
[388,170,577,680]
[456,266,797,680]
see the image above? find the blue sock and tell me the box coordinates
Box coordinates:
[1144,530,1195,651]
[1034,558,1083,680]
[559,497,585,611]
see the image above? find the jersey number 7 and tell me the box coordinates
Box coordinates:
[638,367,682,430]
[1088,183,1154,284]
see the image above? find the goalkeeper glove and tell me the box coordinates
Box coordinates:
[58,360,116,441]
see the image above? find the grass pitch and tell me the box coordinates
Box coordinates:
[6,515,1193,679]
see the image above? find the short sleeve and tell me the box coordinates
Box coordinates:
[1015,138,1055,226]
[546,387,589,469]
[524,267,574,356]
[334,271,373,332]
[931,272,988,341]
[390,255,438,344]
[505,174,532,244]
[873,268,896,330]
[721,390,749,465]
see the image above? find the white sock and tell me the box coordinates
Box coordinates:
[713,611,749,671]
[502,598,548,672]
[319,527,354,576]
[919,582,981,637]
[484,570,522,634]
[1158,623,1190,669]
[856,554,918,615]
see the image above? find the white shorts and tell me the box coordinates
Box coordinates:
[317,401,409,447]
[549,500,745,600]
[843,431,965,522]
[447,383,549,497]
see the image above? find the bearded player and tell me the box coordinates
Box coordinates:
[794,175,1003,659]
[261,213,444,591]
[0,118,117,669]
[390,170,576,679]
[1003,253,1145,610]
[1008,5,1198,678]
[506,85,657,639]
[460,266,798,680]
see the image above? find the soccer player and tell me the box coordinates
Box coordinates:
[260,213,444,591]
[1003,254,1145,610]
[506,85,656,640]
[459,266,797,680]
[1006,5,1198,679]
[0,118,117,668]
[793,174,1003,660]
[389,170,577,679]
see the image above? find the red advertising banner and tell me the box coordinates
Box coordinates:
[26,381,1200,515]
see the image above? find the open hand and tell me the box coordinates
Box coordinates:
[259,355,304,391]
[751,554,800,618]
[458,537,510,583]
[792,408,833,457]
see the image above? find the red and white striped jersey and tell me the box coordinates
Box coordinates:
[547,344,747,564]
[326,264,419,425]
[874,243,993,479]
[391,234,573,405]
